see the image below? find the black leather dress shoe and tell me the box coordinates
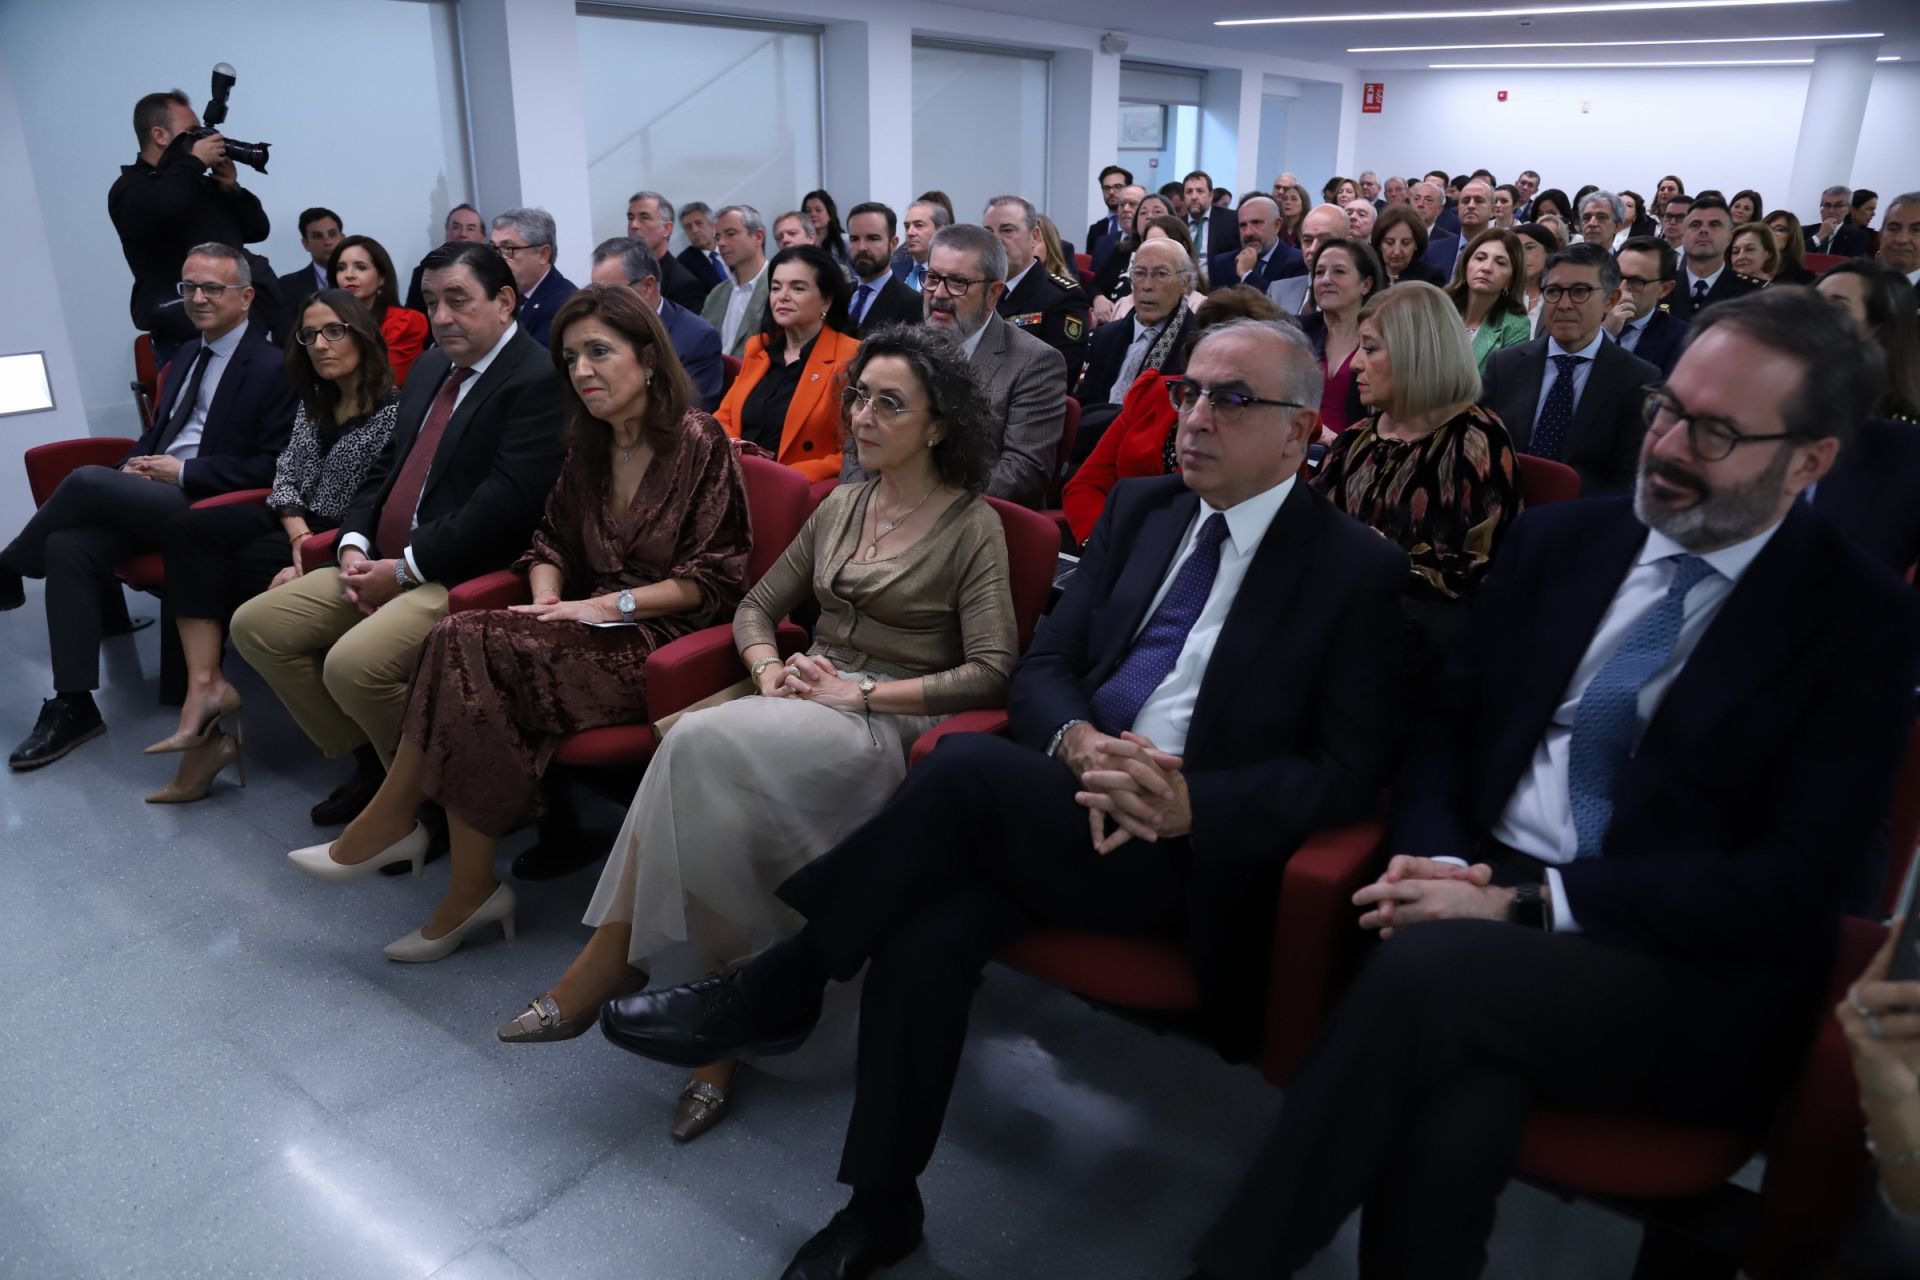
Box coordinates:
[310,760,385,825]
[0,568,23,611]
[780,1204,924,1279]
[9,697,104,771]
[599,969,821,1069]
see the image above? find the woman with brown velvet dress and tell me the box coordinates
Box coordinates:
[287,285,752,963]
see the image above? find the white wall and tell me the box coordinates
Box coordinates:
[1858,62,1920,207]
[1284,82,1345,199]
[0,0,473,442]
[912,44,1050,226]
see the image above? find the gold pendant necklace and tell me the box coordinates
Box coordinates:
[864,483,935,560]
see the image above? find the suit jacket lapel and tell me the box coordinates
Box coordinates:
[1509,339,1548,446]
[198,336,252,451]
[420,334,522,503]
[1088,489,1199,681]
[783,334,842,460]
[1571,337,1619,439]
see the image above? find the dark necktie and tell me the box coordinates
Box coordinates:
[1692,278,1709,305]
[374,367,473,561]
[908,263,926,293]
[1531,353,1584,461]
[157,346,215,452]
[709,251,725,281]
[1566,555,1716,857]
[1088,513,1229,736]
[852,284,874,323]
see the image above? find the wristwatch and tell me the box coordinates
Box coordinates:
[750,656,782,684]
[1509,881,1549,931]
[616,589,637,622]
[393,559,417,591]
[858,675,877,711]
[1047,719,1090,759]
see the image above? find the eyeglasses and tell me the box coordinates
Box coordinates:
[921,270,984,297]
[1127,266,1184,284]
[493,242,541,258]
[176,281,236,299]
[295,323,352,346]
[1540,283,1601,304]
[1641,385,1799,462]
[1165,378,1307,423]
[1661,210,1688,223]
[1619,275,1661,290]
[841,385,931,425]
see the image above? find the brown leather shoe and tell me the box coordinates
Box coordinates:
[671,1080,731,1143]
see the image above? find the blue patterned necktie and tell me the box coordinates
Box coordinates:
[1692,278,1709,305]
[852,283,874,323]
[908,263,926,293]
[1565,554,1716,857]
[709,251,726,281]
[1089,514,1229,736]
[1531,353,1585,461]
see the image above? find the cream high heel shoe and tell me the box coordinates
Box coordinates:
[384,884,518,963]
[287,822,429,883]
[144,685,243,754]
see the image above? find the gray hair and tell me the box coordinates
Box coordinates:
[1823,184,1853,201]
[1191,318,1322,409]
[444,203,480,231]
[983,194,1037,234]
[717,204,765,239]
[185,241,251,286]
[930,224,1007,283]
[492,207,556,250]
[1359,170,1379,182]
[628,190,675,222]
[1581,189,1626,224]
[680,200,713,219]
[908,200,952,229]
[591,236,659,284]
[1887,190,1920,212]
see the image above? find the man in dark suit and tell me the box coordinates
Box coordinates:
[602,317,1410,1277]
[231,240,565,820]
[1188,288,1920,1280]
[1086,163,1133,254]
[1807,185,1872,257]
[588,237,724,411]
[625,190,707,312]
[986,195,1091,388]
[489,207,576,347]
[1668,194,1765,321]
[1,243,295,769]
[674,201,726,295]
[1814,415,1920,576]
[1181,169,1240,263]
[1606,236,1690,375]
[405,204,486,314]
[1091,183,1145,273]
[277,206,341,310]
[1206,196,1303,294]
[888,200,951,294]
[1079,239,1196,408]
[1411,181,1460,274]
[843,203,924,334]
[1481,243,1660,495]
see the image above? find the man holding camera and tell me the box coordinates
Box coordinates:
[109,89,287,367]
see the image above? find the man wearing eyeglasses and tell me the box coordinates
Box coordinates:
[1603,236,1689,375]
[0,242,294,770]
[1659,192,1692,253]
[1080,240,1199,413]
[489,207,574,347]
[602,317,1409,1279]
[1189,286,1920,1280]
[1807,183,1871,258]
[1481,241,1661,495]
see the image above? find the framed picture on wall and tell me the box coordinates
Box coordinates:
[1117,102,1166,150]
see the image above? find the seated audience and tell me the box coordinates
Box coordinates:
[844,202,924,333]
[1513,221,1562,334]
[1816,260,1920,424]
[715,244,859,483]
[676,201,727,294]
[1181,170,1239,262]
[1481,241,1659,495]
[1087,164,1133,259]
[625,190,709,312]
[1207,195,1303,294]
[405,204,486,313]
[1651,174,1685,216]
[1343,198,1377,242]
[1605,235,1690,375]
[1269,204,1351,316]
[987,194,1092,387]
[505,324,1016,1151]
[1090,194,1180,322]
[1729,220,1780,284]
[1115,218,1207,324]
[1060,287,1282,544]
[700,204,771,358]
[1413,182,1462,274]
[0,243,295,770]
[1670,194,1764,321]
[588,236,724,411]
[277,206,341,304]
[1089,183,1143,275]
[803,189,851,272]
[846,224,1067,506]
[1303,237,1386,436]
[1838,923,1920,1238]
[1275,182,1309,247]
[1620,190,1655,238]
[1078,239,1198,408]
[1187,286,1920,1280]
[772,211,815,251]
[1513,170,1540,218]
[1766,210,1816,284]
[1853,188,1881,256]
[1529,187,1572,226]
[598,317,1410,1278]
[328,234,428,385]
[147,290,400,803]
[1810,184,1871,257]
[1036,214,1076,283]
[1660,192,1693,252]
[231,241,564,826]
[287,285,750,964]
[1316,280,1521,660]
[1880,191,1919,287]
[1578,190,1626,249]
[1492,184,1518,228]
[1324,176,1357,207]
[1447,227,1533,370]
[890,199,951,292]
[1729,188,1764,226]
[917,189,955,223]
[490,207,575,347]
[1372,204,1445,289]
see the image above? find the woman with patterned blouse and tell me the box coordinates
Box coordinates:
[1311,281,1523,660]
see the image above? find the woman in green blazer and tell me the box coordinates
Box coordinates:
[1447,228,1534,372]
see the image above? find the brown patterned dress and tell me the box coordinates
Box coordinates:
[401,411,751,836]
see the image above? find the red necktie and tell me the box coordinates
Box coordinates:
[374,366,472,560]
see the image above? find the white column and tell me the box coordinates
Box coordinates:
[1786,41,1880,219]
[1049,48,1122,238]
[821,17,915,213]
[1199,67,1265,201]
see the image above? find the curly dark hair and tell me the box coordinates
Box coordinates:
[761,245,855,340]
[546,284,699,466]
[283,289,394,424]
[1818,260,1920,420]
[326,235,402,321]
[841,323,997,492]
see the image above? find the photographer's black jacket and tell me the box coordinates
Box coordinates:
[108,142,270,334]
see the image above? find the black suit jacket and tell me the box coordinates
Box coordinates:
[1008,476,1409,1035]
[1667,268,1763,321]
[1814,417,1920,575]
[855,274,924,334]
[1480,335,1658,495]
[677,244,724,294]
[1207,241,1305,293]
[1805,222,1870,259]
[140,322,297,499]
[656,252,709,312]
[1393,500,1920,1072]
[515,269,577,347]
[1187,207,1240,260]
[1622,308,1688,375]
[339,327,566,585]
[277,262,328,312]
[1087,215,1123,262]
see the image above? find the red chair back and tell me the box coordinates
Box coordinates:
[1803,252,1847,275]
[1517,453,1580,507]
[720,353,742,397]
[1073,252,1092,276]
[982,496,1057,651]
[739,453,812,584]
[133,335,159,426]
[25,438,137,508]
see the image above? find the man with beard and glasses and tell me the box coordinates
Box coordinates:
[842,223,1064,508]
[1182,285,1920,1280]
[843,203,924,334]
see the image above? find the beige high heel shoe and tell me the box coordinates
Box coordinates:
[144,685,243,754]
[145,725,246,804]
[497,969,652,1043]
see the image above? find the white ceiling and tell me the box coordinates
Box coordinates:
[952,0,1920,71]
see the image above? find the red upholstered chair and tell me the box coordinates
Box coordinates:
[1073,252,1095,291]
[720,353,742,397]
[1517,453,1581,507]
[299,529,339,573]
[131,335,159,426]
[1803,252,1847,276]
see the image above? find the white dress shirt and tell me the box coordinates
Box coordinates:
[1614,309,1656,354]
[960,320,990,361]
[721,265,765,354]
[1530,329,1607,431]
[1681,261,1726,302]
[1906,266,1920,289]
[1128,477,1296,755]
[1002,260,1036,300]
[339,321,520,578]
[166,319,250,471]
[1486,519,1784,929]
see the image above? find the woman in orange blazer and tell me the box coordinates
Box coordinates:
[714,245,860,482]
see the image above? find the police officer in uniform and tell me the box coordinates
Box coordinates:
[984,195,1091,387]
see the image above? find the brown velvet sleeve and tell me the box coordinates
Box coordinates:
[663,416,754,621]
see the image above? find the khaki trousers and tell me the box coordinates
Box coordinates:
[230,568,450,766]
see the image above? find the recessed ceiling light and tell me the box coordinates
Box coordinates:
[1221,0,1842,26]
[1351,32,1881,53]
[1431,57,1822,66]
[1878,55,1901,61]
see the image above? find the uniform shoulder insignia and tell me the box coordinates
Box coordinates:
[1050,270,1080,290]
[1063,315,1084,342]
[1657,302,1671,313]
[1737,274,1768,287]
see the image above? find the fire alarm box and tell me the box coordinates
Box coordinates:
[1497,90,1509,102]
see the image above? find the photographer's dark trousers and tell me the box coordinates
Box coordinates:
[0,465,187,692]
